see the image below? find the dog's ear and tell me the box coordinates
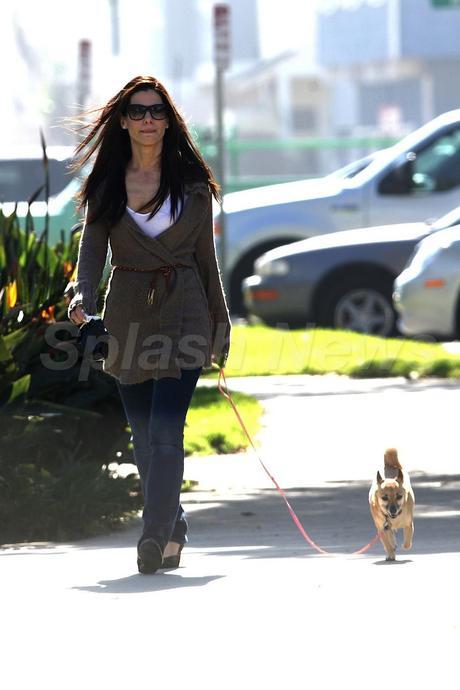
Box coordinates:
[397,468,404,484]
[377,471,383,486]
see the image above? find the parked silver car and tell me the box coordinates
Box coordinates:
[242,207,460,336]
[394,215,460,339]
[221,110,460,313]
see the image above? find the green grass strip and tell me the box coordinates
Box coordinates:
[185,385,262,456]
[203,324,460,379]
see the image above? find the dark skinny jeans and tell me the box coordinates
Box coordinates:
[116,367,202,551]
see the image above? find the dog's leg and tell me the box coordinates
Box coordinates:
[370,501,398,560]
[389,529,397,561]
[403,521,414,550]
[379,529,396,561]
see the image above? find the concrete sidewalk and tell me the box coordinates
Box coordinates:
[1,478,458,689]
[190,373,460,488]
[1,374,459,689]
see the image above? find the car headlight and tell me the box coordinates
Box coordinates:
[256,259,290,277]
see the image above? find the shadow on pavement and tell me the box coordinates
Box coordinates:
[74,472,460,562]
[74,573,225,594]
[374,559,413,566]
[182,473,460,559]
[3,473,458,567]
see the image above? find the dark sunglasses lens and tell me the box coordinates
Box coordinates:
[127,105,144,120]
[127,104,167,120]
[151,105,167,119]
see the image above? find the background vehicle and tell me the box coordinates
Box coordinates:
[242,207,460,337]
[0,146,81,245]
[394,221,460,340]
[220,110,460,314]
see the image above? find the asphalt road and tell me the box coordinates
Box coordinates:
[1,375,459,689]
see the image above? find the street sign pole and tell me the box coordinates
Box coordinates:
[216,64,227,295]
[213,4,231,300]
[77,39,92,144]
[77,39,91,112]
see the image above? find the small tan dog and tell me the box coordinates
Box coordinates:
[369,448,415,561]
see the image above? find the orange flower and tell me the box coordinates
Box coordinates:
[40,305,56,323]
[63,261,78,281]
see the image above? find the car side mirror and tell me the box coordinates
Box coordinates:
[378,160,413,196]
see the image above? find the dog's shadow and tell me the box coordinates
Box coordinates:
[373,558,413,566]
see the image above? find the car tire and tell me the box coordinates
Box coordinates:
[317,274,398,337]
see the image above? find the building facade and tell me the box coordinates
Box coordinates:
[317,0,460,136]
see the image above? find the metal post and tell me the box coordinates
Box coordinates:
[215,64,228,297]
[109,0,120,56]
[77,40,91,111]
[213,3,231,301]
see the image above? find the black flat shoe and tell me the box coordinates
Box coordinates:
[159,543,184,569]
[137,538,163,574]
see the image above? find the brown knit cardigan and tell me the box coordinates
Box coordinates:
[67,181,231,384]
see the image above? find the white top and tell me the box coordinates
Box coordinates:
[126,194,186,238]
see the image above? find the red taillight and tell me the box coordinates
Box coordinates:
[213,217,221,237]
[424,279,445,288]
[252,289,279,301]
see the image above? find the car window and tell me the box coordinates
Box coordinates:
[0,158,74,202]
[412,127,460,192]
[379,126,460,196]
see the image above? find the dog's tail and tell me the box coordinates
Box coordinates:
[384,447,403,469]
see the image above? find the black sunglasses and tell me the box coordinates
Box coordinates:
[126,103,168,121]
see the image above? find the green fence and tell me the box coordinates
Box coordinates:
[198,134,398,193]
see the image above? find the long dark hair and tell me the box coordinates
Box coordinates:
[72,75,220,225]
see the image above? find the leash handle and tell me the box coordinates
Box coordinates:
[216,366,382,556]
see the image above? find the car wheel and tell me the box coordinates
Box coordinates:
[319,275,397,337]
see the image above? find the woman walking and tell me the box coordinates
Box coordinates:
[68,76,231,574]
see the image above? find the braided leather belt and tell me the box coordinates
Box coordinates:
[113,263,187,305]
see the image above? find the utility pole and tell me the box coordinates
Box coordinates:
[109,0,120,55]
[213,4,231,297]
[77,39,92,115]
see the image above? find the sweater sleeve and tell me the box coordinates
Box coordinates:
[67,197,109,319]
[194,195,232,367]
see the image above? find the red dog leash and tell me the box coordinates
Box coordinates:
[217,367,382,556]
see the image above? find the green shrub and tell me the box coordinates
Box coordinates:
[0,458,143,544]
[0,187,140,544]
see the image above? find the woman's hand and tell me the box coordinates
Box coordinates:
[69,305,89,325]
[211,352,227,369]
